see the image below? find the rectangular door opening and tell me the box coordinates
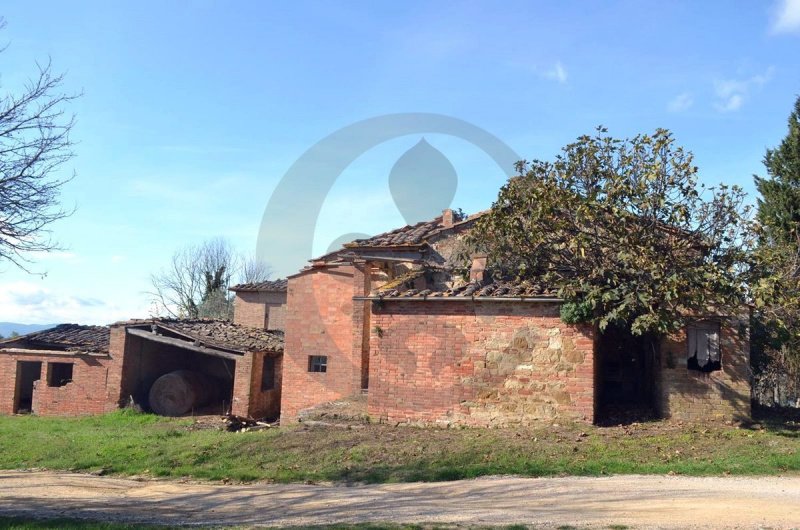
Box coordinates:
[14,361,42,414]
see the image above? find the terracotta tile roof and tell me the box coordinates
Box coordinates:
[375,279,560,300]
[345,217,447,248]
[347,211,487,248]
[314,210,486,263]
[229,279,288,293]
[0,324,110,353]
[120,319,283,353]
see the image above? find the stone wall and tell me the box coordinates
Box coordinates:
[656,316,751,422]
[281,264,369,421]
[368,300,596,426]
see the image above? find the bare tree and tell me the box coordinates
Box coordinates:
[150,238,234,319]
[0,19,78,272]
[150,238,272,320]
[239,255,273,284]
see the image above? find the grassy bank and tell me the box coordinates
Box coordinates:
[0,410,797,483]
[0,516,165,529]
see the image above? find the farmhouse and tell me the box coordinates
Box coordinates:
[0,211,751,425]
[279,209,751,425]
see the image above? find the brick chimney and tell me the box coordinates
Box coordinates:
[442,208,455,228]
[469,254,488,282]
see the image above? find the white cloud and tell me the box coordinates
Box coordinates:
[713,67,774,112]
[668,92,694,112]
[0,281,147,325]
[771,0,800,34]
[542,61,568,84]
[717,93,744,112]
[507,60,568,84]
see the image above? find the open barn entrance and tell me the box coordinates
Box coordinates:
[122,330,238,416]
[595,323,658,424]
[14,361,42,414]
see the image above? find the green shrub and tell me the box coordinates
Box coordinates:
[560,300,593,324]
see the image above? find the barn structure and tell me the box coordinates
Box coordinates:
[0,319,283,419]
[279,209,752,425]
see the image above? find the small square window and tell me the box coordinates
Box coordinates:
[47,362,73,387]
[308,355,327,373]
[687,322,721,373]
[261,356,276,391]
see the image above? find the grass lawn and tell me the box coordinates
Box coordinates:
[0,409,797,483]
[0,516,166,529]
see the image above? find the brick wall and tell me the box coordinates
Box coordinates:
[231,351,253,417]
[657,316,751,421]
[233,291,287,331]
[106,327,129,408]
[281,264,368,421]
[368,301,596,426]
[242,351,282,419]
[0,352,117,416]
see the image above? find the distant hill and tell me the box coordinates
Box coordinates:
[0,322,57,339]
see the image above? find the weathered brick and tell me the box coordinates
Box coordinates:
[281,264,368,421]
[367,301,596,426]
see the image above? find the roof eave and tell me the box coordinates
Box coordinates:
[228,286,286,293]
[354,296,563,303]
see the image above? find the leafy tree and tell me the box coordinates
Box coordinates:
[0,18,78,272]
[472,127,751,336]
[752,96,800,364]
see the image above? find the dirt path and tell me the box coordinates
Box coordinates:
[0,471,799,529]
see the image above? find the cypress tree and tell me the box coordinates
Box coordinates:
[755,96,800,246]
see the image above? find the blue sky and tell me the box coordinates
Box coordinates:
[0,0,798,325]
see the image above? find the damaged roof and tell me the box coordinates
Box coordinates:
[313,210,485,264]
[229,279,288,293]
[0,324,110,353]
[345,216,449,248]
[373,279,560,300]
[121,319,284,353]
[345,211,484,248]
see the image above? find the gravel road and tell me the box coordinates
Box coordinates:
[1,471,799,528]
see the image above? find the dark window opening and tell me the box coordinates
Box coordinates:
[687,322,721,373]
[261,356,276,391]
[47,362,74,387]
[308,355,327,373]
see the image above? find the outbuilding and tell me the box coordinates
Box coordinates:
[0,324,116,416]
